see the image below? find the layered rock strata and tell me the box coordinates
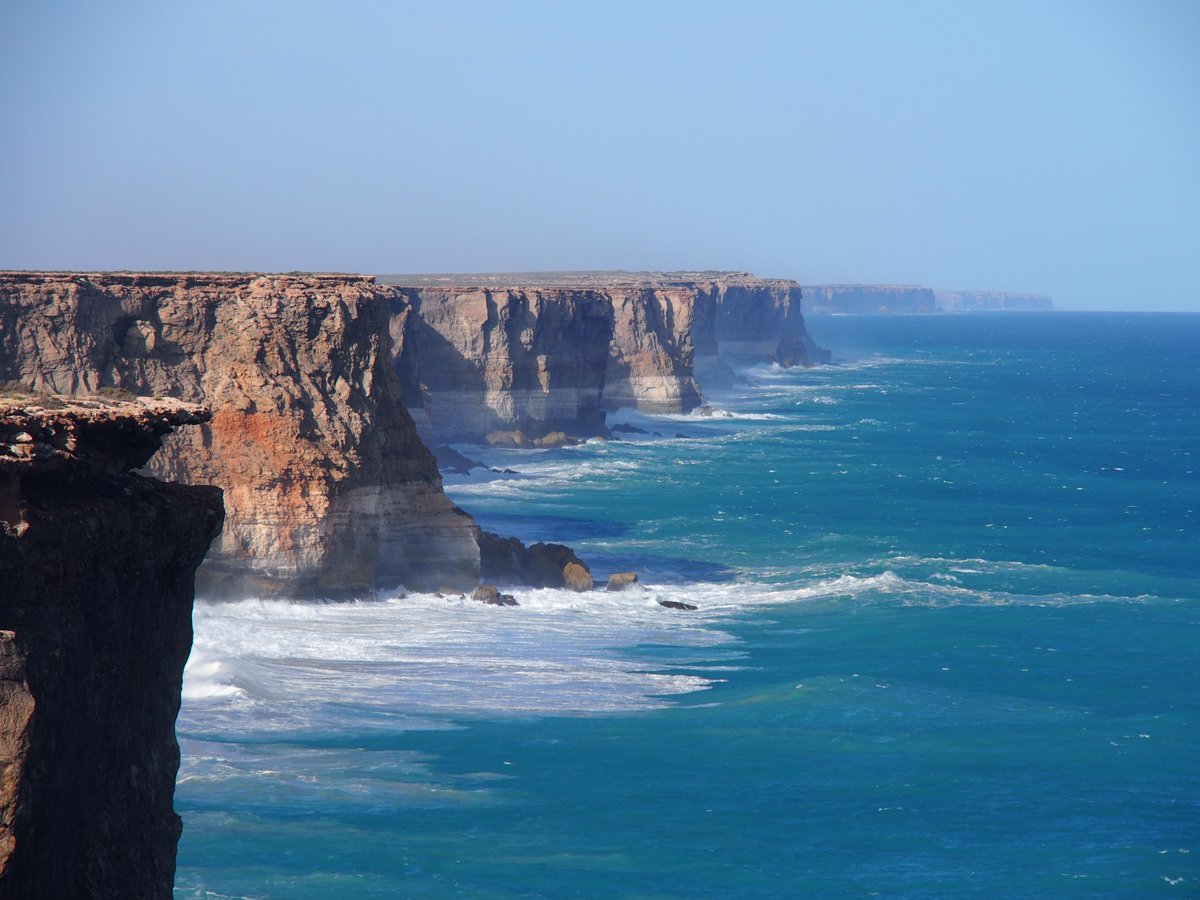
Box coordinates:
[1,270,823,596]
[0,272,480,598]
[0,396,223,898]
[383,272,828,441]
[390,286,613,441]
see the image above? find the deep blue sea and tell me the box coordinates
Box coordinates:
[174,313,1199,898]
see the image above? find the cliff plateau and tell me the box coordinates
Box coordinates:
[0,396,223,899]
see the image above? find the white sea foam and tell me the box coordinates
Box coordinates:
[181,584,763,732]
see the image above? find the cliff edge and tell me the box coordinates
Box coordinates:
[0,395,223,899]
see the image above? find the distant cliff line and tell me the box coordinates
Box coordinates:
[801,284,1053,314]
[1,270,826,600]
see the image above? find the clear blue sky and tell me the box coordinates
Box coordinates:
[2,1,1197,310]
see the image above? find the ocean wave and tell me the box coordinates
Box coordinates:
[180,588,753,728]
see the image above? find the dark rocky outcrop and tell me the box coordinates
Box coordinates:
[659,600,698,611]
[0,396,223,899]
[432,444,484,475]
[776,334,816,368]
[478,530,593,591]
[469,583,518,606]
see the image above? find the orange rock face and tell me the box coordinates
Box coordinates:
[0,272,480,598]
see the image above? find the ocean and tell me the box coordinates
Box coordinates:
[173,313,1199,898]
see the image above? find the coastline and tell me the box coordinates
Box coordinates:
[176,311,1200,895]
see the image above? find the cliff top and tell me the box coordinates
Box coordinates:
[802,284,935,293]
[377,270,799,291]
[0,271,376,288]
[0,270,803,294]
[0,393,211,478]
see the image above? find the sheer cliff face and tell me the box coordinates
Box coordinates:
[394,287,614,440]
[801,284,939,314]
[0,273,480,597]
[0,397,223,899]
[389,273,826,440]
[603,287,703,414]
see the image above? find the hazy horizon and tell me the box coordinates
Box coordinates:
[2,1,1197,311]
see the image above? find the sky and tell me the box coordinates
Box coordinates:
[1,1,1198,310]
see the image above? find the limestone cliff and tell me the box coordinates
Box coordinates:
[0,272,480,597]
[382,272,828,440]
[802,283,1053,314]
[1,270,823,595]
[934,290,1053,312]
[391,286,614,441]
[0,395,223,899]
[801,284,939,315]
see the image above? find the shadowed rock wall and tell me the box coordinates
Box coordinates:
[0,396,223,899]
[385,272,828,441]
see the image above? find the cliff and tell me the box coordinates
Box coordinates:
[0,395,223,899]
[1,270,826,595]
[801,284,939,315]
[934,290,1053,312]
[390,286,614,441]
[0,272,480,598]
[383,272,829,441]
[802,284,1053,314]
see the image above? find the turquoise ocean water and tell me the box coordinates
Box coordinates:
[174,313,1199,897]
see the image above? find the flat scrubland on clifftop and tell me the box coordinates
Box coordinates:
[0,270,828,600]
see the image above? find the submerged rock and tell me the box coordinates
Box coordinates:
[659,599,698,611]
[433,444,483,474]
[610,423,649,435]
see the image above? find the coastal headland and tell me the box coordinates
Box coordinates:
[1,270,827,600]
[0,270,826,891]
[0,395,223,897]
